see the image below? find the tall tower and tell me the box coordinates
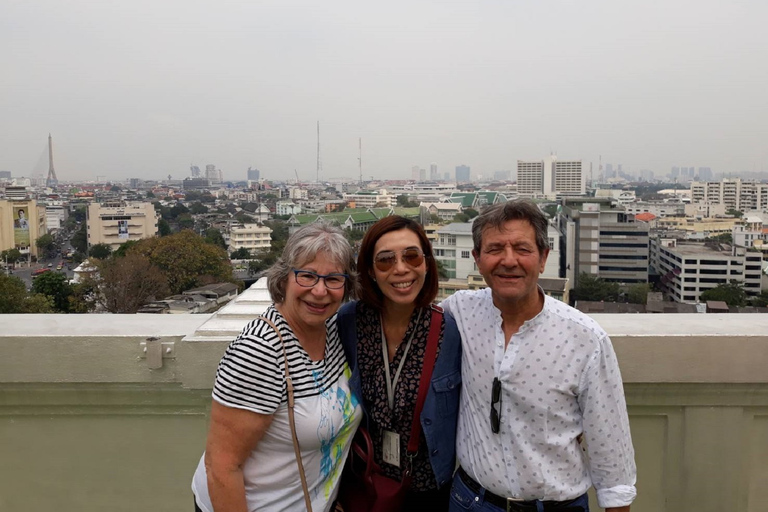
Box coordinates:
[316,121,322,183]
[46,133,58,188]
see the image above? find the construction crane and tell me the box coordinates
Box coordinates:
[294,169,302,188]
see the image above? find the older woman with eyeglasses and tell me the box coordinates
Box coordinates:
[336,216,462,511]
[192,221,363,512]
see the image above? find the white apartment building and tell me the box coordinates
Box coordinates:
[228,224,272,254]
[651,238,763,303]
[45,202,68,231]
[432,223,476,280]
[690,179,768,212]
[289,188,309,200]
[733,216,767,249]
[276,201,301,216]
[86,201,159,251]
[517,156,585,199]
[343,189,395,208]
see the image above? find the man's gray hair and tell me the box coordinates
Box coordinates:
[471,199,550,254]
[266,220,359,303]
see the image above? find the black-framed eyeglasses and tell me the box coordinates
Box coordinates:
[374,248,426,272]
[292,269,349,289]
[490,377,502,434]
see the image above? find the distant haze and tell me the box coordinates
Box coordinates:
[2,0,767,182]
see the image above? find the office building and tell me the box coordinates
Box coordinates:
[430,163,438,181]
[518,156,584,199]
[556,197,649,290]
[86,201,159,251]
[247,167,260,181]
[455,165,470,182]
[651,237,762,303]
[411,166,420,181]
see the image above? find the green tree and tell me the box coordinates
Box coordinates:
[129,230,234,294]
[158,218,172,236]
[89,243,113,260]
[204,228,227,249]
[71,224,88,254]
[464,208,480,219]
[699,281,747,307]
[113,240,139,258]
[572,273,620,302]
[177,214,195,230]
[146,190,155,198]
[32,271,74,312]
[751,290,768,307]
[71,207,86,223]
[190,202,209,215]
[725,209,743,218]
[452,213,470,223]
[1,248,23,265]
[435,259,449,280]
[36,234,58,259]
[169,203,190,219]
[248,252,278,275]
[627,283,650,305]
[230,247,252,260]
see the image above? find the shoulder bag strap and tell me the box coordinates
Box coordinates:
[405,307,443,459]
[258,316,313,512]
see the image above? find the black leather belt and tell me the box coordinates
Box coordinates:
[456,467,586,512]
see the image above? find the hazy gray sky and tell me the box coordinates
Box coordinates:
[2,0,767,182]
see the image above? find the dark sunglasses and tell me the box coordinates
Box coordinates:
[373,248,426,272]
[490,377,501,434]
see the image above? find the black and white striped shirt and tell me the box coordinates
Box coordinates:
[213,305,348,414]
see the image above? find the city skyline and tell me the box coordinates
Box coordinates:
[2,0,767,182]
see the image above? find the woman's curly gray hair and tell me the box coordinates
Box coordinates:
[266,220,359,303]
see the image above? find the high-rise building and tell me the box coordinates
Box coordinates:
[455,165,470,182]
[205,164,221,185]
[493,170,511,181]
[0,171,11,179]
[86,201,159,251]
[556,197,649,291]
[697,167,713,180]
[444,172,450,181]
[190,165,201,178]
[419,168,427,181]
[247,167,260,181]
[430,163,438,181]
[517,157,584,199]
[411,166,421,181]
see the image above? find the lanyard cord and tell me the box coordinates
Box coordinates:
[381,308,423,412]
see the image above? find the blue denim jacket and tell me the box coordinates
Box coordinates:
[336,301,462,488]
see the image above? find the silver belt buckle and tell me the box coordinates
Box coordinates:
[506,496,525,512]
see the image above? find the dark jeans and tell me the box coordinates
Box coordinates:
[448,471,589,512]
[402,485,452,512]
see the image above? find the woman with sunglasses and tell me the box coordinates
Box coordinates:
[337,216,462,511]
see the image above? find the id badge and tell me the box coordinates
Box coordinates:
[382,430,401,467]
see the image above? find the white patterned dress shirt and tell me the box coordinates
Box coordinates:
[441,288,636,509]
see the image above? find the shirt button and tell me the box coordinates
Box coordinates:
[431,449,439,455]
[424,418,432,425]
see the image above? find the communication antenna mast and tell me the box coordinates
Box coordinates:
[316,121,322,183]
[358,138,362,187]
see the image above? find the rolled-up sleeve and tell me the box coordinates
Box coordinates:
[578,334,637,508]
